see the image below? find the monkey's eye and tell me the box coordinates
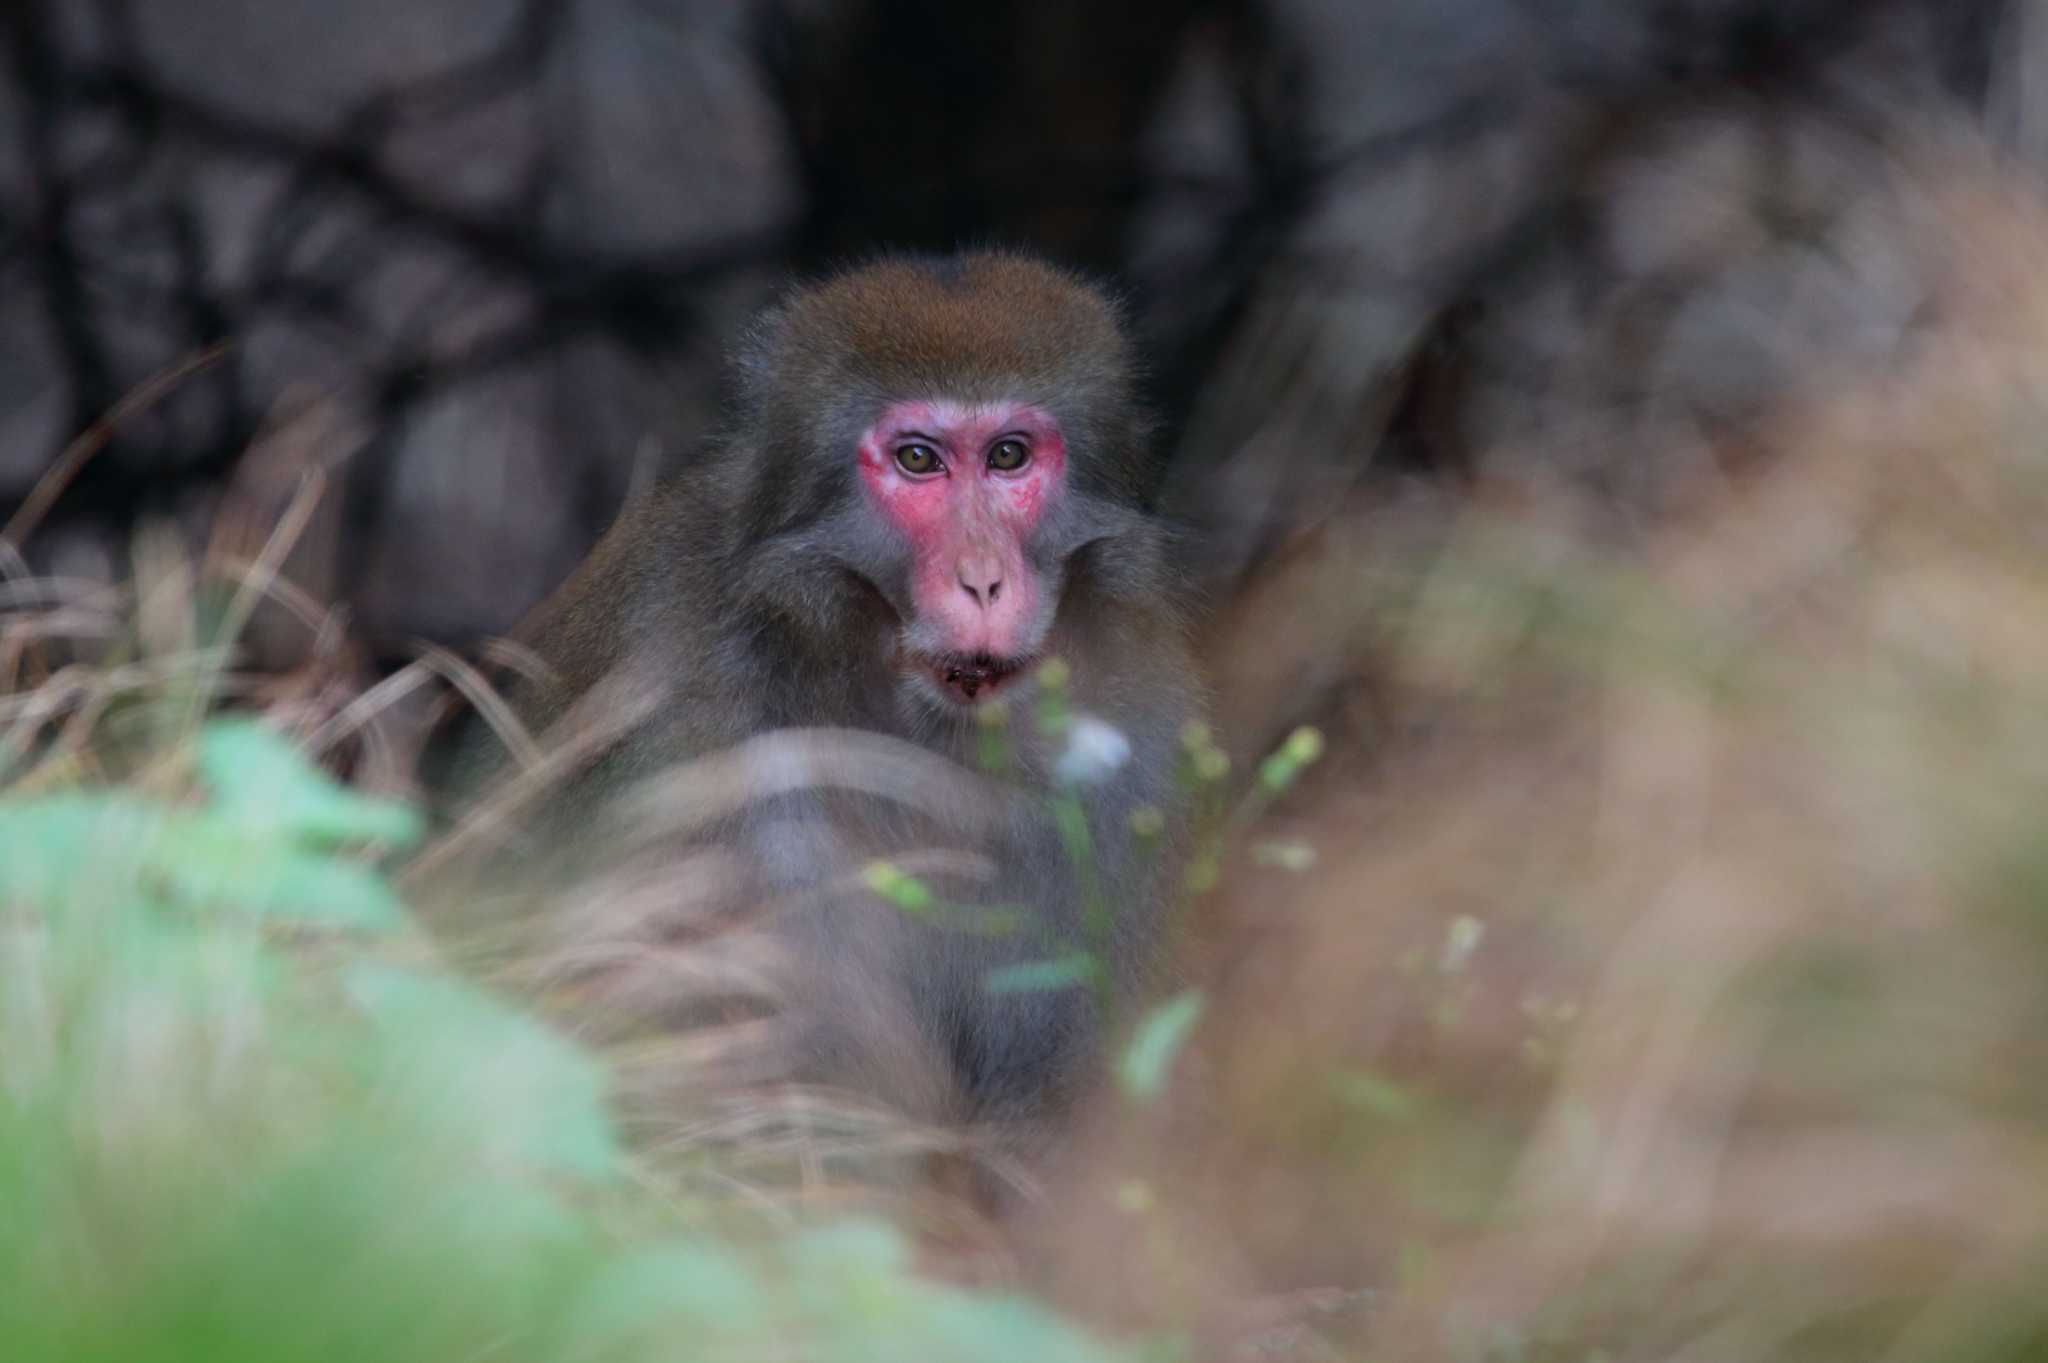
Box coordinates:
[987,438,1030,472]
[893,443,941,476]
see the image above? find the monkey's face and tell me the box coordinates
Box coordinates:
[854,398,1066,710]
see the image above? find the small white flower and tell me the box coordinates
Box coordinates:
[1055,714,1132,787]
[1440,914,1485,974]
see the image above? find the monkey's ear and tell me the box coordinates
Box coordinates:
[728,252,871,394]
[727,300,795,411]
[724,263,860,420]
[720,296,815,425]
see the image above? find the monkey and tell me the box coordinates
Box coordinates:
[443,252,1201,1176]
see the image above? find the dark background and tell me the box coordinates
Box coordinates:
[0,0,2031,658]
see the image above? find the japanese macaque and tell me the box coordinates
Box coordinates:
[448,252,1201,1168]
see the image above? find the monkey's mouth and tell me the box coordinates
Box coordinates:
[916,651,1033,705]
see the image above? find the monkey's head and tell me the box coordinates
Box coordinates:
[726,252,1168,716]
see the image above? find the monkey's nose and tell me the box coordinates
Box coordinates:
[956,559,1004,609]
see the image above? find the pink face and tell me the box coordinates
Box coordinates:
[857,399,1067,700]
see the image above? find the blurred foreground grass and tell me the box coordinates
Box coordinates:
[0,704,1130,1362]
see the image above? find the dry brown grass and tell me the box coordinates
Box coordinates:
[1018,156,2048,1361]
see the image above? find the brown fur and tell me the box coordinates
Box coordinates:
[447,252,1200,1168]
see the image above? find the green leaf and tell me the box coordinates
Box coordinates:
[788,1219,913,1278]
[151,814,407,930]
[345,963,622,1180]
[195,719,424,849]
[0,787,407,932]
[782,1221,1129,1363]
[1330,1068,1420,1121]
[861,861,935,914]
[1118,990,1204,1101]
[983,953,1099,996]
[558,1243,767,1349]
[0,794,162,907]
[1250,840,1318,872]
